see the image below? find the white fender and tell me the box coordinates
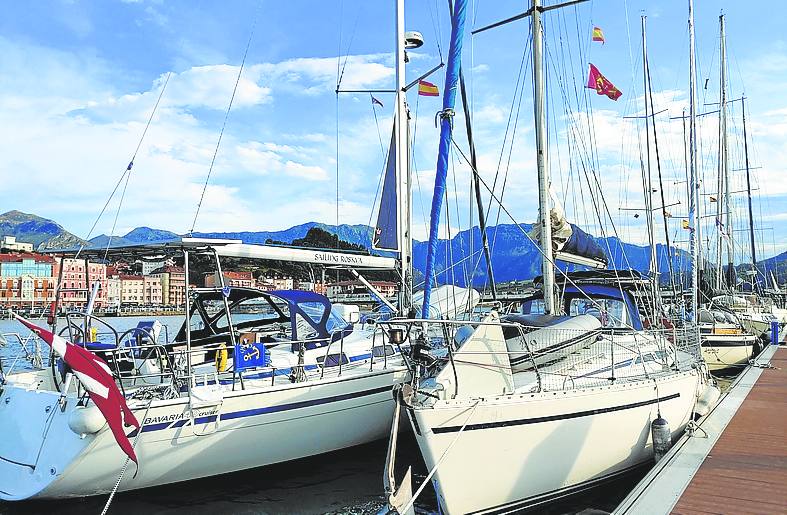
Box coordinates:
[68,404,105,436]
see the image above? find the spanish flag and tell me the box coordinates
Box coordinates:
[592,26,605,44]
[681,219,690,230]
[418,80,439,97]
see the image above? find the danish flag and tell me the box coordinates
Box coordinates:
[15,315,140,463]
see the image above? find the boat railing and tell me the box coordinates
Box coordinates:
[0,331,45,376]
[376,318,698,395]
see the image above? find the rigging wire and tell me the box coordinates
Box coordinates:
[76,71,172,260]
[189,10,259,235]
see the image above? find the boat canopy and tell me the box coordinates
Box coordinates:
[175,287,351,346]
[522,275,644,330]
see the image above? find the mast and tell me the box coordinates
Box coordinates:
[459,69,497,300]
[715,14,732,291]
[533,0,555,314]
[395,0,412,313]
[688,0,701,316]
[720,14,733,288]
[742,97,758,284]
[641,16,658,297]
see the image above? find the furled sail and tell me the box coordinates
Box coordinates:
[529,188,607,268]
[421,0,467,318]
[372,126,398,251]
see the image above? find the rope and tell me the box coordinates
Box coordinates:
[398,400,479,514]
[189,8,259,235]
[100,400,154,515]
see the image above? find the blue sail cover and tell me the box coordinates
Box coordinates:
[373,126,398,251]
[421,0,467,318]
[564,224,608,265]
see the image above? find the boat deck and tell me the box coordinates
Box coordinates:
[614,344,787,514]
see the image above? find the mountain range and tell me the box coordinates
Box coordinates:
[2,210,785,287]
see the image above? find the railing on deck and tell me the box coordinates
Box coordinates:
[376,318,703,396]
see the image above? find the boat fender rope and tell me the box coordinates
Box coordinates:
[100,400,153,515]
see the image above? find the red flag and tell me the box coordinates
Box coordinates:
[586,63,622,101]
[15,315,140,463]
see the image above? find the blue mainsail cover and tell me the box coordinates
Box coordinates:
[373,126,398,251]
[564,224,608,265]
[421,0,467,318]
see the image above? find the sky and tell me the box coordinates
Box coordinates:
[1,0,786,262]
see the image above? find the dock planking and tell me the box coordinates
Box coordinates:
[672,347,787,514]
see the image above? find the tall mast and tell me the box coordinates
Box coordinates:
[533,0,555,314]
[715,14,732,291]
[395,0,412,312]
[742,97,758,282]
[688,0,701,315]
[720,14,733,287]
[641,16,658,291]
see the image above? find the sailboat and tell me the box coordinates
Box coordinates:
[0,0,481,501]
[381,2,712,513]
[698,14,774,370]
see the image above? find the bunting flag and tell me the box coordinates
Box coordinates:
[371,95,384,108]
[586,63,623,101]
[15,315,140,463]
[682,219,690,230]
[592,26,605,44]
[417,80,439,97]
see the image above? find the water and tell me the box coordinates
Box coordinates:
[0,316,649,514]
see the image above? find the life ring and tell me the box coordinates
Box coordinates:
[215,343,228,373]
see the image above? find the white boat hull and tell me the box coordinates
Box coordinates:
[701,335,756,371]
[406,370,701,514]
[0,367,408,500]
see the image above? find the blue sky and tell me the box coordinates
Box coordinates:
[1,0,786,262]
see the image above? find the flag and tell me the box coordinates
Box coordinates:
[716,217,729,239]
[709,195,717,202]
[371,95,384,108]
[15,315,140,463]
[418,80,439,97]
[586,63,622,101]
[592,26,605,44]
[682,219,690,230]
[664,210,672,218]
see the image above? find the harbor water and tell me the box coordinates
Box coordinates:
[0,316,653,514]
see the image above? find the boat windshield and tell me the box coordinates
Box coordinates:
[569,298,627,328]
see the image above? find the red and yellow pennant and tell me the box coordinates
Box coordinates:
[418,80,439,97]
[592,26,605,44]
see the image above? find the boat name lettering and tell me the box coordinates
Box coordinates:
[144,409,219,425]
[313,252,364,264]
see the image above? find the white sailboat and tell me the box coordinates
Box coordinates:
[382,2,712,513]
[0,0,482,501]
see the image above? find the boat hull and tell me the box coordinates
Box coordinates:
[0,367,408,500]
[701,334,757,371]
[406,370,700,514]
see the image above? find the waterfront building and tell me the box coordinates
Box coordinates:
[0,236,34,252]
[0,253,57,308]
[56,258,108,308]
[143,276,163,305]
[326,280,397,298]
[120,275,144,305]
[150,266,186,306]
[205,271,254,288]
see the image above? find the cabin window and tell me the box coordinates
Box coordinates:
[317,353,349,367]
[372,345,395,357]
[570,298,627,328]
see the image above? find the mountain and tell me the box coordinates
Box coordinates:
[89,227,181,248]
[0,210,88,250]
[191,222,374,248]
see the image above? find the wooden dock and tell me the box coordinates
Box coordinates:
[615,344,787,514]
